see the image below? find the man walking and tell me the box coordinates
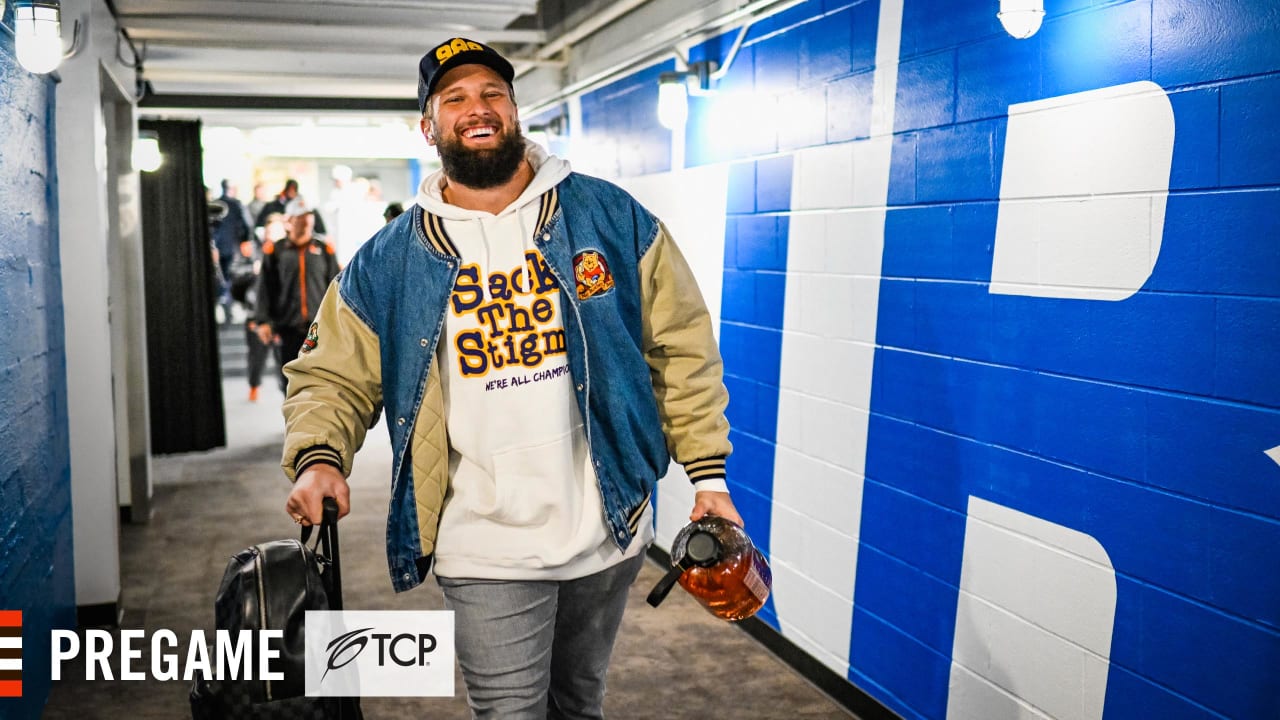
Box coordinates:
[279,38,741,719]
[252,200,340,393]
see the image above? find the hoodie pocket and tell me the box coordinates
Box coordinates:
[488,429,578,526]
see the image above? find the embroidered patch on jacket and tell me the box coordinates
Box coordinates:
[301,322,319,354]
[573,250,614,300]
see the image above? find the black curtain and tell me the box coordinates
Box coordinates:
[139,118,226,453]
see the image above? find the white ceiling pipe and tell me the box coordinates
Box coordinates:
[521,0,804,118]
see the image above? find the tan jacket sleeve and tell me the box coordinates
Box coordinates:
[280,281,383,480]
[639,222,732,482]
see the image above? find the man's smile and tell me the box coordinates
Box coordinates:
[461,126,498,140]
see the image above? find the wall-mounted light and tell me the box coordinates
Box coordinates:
[657,60,717,131]
[998,0,1044,39]
[14,0,64,74]
[654,22,751,132]
[657,72,689,131]
[133,130,163,173]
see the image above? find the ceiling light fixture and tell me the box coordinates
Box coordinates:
[14,0,63,74]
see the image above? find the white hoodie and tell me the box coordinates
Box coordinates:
[420,141,653,580]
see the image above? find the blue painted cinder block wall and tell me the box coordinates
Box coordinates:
[575,0,1279,718]
[0,10,76,717]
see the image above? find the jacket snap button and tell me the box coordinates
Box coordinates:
[397,417,405,426]
[420,338,428,347]
[542,233,551,241]
[576,384,583,391]
[403,573,411,581]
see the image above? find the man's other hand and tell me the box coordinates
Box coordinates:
[690,491,743,527]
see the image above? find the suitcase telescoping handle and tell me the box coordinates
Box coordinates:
[299,497,344,610]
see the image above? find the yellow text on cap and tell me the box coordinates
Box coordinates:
[436,39,485,62]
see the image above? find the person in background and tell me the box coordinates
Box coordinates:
[325,165,370,267]
[240,212,287,402]
[211,180,253,323]
[382,202,404,223]
[252,200,340,393]
[254,178,298,228]
[206,187,230,320]
[247,181,270,224]
[279,37,741,719]
[255,178,328,235]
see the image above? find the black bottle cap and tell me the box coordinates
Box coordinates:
[685,532,720,567]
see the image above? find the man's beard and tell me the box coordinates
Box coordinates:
[435,124,526,189]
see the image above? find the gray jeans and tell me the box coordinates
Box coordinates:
[437,553,646,720]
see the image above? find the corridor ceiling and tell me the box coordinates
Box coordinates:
[113,0,546,108]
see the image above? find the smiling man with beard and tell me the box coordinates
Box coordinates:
[277,38,742,719]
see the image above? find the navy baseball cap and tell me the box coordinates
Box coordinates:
[417,38,515,114]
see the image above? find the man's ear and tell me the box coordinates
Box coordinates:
[419,115,435,146]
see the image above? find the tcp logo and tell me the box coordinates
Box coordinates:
[305,611,453,698]
[0,611,21,697]
[321,626,438,681]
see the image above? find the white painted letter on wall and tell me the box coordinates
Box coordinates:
[990,81,1174,301]
[947,497,1116,720]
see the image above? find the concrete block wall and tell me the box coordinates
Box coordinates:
[579,61,675,179]
[0,13,76,717]
[556,0,1280,717]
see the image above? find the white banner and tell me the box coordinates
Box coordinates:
[305,611,454,697]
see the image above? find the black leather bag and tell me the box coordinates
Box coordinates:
[191,498,362,719]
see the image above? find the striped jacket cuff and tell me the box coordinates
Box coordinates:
[294,444,344,477]
[683,456,727,483]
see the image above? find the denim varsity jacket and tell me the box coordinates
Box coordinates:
[279,172,732,592]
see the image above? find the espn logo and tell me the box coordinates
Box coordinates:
[0,611,20,697]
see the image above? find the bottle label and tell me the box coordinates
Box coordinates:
[744,562,770,604]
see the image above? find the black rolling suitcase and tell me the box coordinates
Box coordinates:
[191,498,363,719]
